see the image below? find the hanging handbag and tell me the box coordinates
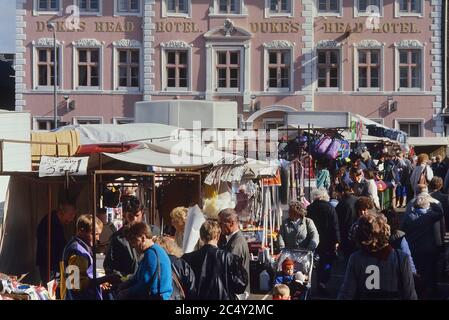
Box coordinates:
[325,139,342,160]
[375,180,388,192]
[314,136,332,155]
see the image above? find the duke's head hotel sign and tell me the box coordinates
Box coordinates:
[323,21,420,34]
[155,21,301,33]
[36,21,136,32]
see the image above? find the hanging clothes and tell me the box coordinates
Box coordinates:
[279,160,290,205]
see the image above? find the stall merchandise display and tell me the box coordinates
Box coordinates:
[0,274,51,300]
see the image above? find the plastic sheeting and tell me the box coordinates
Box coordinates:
[56,123,180,145]
[182,205,205,254]
[0,177,90,284]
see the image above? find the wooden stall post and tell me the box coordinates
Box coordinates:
[47,184,52,284]
[92,172,97,298]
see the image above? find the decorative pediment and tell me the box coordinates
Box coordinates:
[316,40,341,49]
[160,40,191,49]
[395,40,424,48]
[35,38,62,47]
[357,39,383,48]
[113,39,142,48]
[204,19,252,41]
[263,40,294,49]
[72,39,103,47]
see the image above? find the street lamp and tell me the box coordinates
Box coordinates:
[47,22,58,129]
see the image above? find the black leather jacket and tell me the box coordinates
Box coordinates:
[103,228,139,277]
[182,244,248,300]
[169,255,197,300]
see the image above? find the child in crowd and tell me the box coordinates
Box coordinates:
[275,259,295,285]
[272,284,291,300]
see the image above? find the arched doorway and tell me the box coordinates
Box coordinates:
[245,105,297,129]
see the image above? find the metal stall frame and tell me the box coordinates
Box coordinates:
[90,169,202,297]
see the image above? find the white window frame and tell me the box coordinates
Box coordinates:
[113,117,134,124]
[73,116,104,125]
[353,41,384,92]
[160,41,192,93]
[112,40,143,93]
[33,116,63,131]
[394,118,424,137]
[72,39,104,91]
[74,0,103,16]
[370,118,384,125]
[316,0,343,17]
[263,118,284,129]
[264,0,294,18]
[162,0,192,18]
[394,0,424,18]
[394,40,425,92]
[316,45,343,93]
[114,0,143,16]
[354,0,383,17]
[263,41,295,93]
[33,0,63,16]
[209,0,248,17]
[32,39,64,91]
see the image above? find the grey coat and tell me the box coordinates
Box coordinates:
[278,217,319,251]
[338,249,417,300]
[219,230,251,295]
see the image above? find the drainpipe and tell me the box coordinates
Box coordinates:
[442,0,448,137]
[444,0,448,112]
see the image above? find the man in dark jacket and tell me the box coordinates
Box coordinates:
[104,196,142,277]
[402,194,444,299]
[350,168,369,197]
[218,208,250,299]
[182,220,248,300]
[335,183,358,259]
[429,177,449,232]
[307,188,340,295]
[36,199,76,284]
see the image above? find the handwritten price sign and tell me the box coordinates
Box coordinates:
[39,156,89,178]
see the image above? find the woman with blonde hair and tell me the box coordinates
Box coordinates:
[154,236,196,300]
[410,153,433,196]
[338,212,417,300]
[170,207,188,248]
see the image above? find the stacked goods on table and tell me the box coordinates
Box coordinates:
[0,273,51,300]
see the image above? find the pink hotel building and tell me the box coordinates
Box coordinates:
[16,0,444,145]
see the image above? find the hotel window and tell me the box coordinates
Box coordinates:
[398,49,421,89]
[356,0,383,16]
[269,0,290,13]
[216,51,240,89]
[113,117,134,125]
[398,121,421,137]
[399,0,421,14]
[118,49,140,88]
[317,49,340,88]
[74,117,103,125]
[37,48,60,86]
[37,0,60,11]
[358,49,380,89]
[117,0,139,13]
[268,50,290,89]
[166,50,188,89]
[219,0,240,14]
[318,0,340,13]
[78,49,100,87]
[77,0,100,13]
[167,0,188,13]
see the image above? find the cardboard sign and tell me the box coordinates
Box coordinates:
[39,156,89,177]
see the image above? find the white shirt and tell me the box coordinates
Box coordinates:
[225,229,239,243]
